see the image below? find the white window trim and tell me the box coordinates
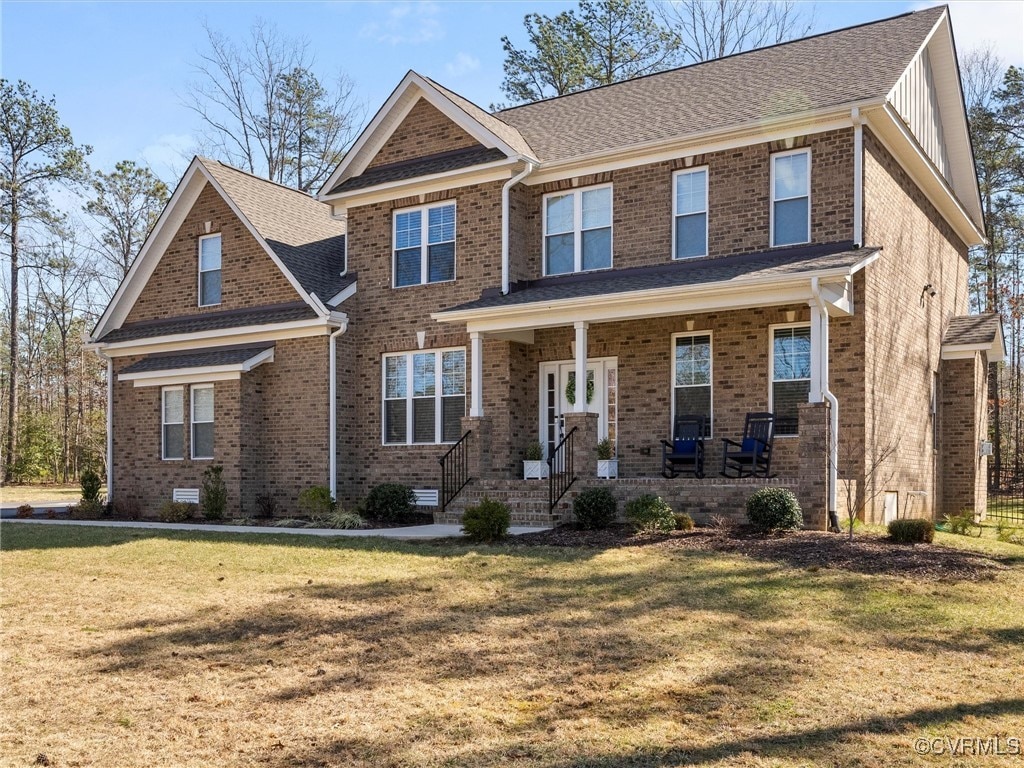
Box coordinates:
[198,233,222,307]
[672,167,709,260]
[670,332,713,437]
[161,386,184,461]
[391,201,457,288]
[190,383,215,460]
[768,322,811,437]
[381,347,466,446]
[770,148,811,248]
[542,183,614,276]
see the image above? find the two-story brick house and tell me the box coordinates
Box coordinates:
[90,7,1001,528]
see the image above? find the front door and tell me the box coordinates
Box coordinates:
[539,358,618,459]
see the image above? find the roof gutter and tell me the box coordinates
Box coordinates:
[502,159,535,294]
[811,276,841,532]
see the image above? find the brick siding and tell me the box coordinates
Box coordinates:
[367,98,482,169]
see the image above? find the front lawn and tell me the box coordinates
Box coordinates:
[2,524,1023,767]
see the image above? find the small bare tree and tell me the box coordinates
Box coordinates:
[835,438,900,541]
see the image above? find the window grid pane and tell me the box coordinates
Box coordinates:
[395,210,421,249]
[773,327,811,381]
[774,153,809,200]
[581,228,611,271]
[581,187,611,230]
[200,236,221,271]
[675,213,707,259]
[192,387,214,422]
[545,194,574,234]
[675,170,706,216]
[384,350,465,444]
[427,205,455,244]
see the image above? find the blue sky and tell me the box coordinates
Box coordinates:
[2,1,1022,185]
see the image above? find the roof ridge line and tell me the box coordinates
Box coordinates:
[198,156,328,202]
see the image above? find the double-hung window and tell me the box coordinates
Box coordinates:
[771,149,810,247]
[673,168,708,259]
[162,387,184,460]
[770,325,811,436]
[198,234,222,306]
[383,349,466,444]
[672,334,712,436]
[393,202,456,287]
[191,384,215,459]
[544,185,612,275]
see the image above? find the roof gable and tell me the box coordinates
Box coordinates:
[317,71,533,199]
[92,157,346,342]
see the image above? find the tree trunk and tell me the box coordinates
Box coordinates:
[4,189,19,483]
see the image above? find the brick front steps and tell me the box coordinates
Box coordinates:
[439,475,801,528]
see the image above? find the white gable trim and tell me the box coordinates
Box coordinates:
[317,71,525,199]
[91,158,327,342]
[327,281,357,307]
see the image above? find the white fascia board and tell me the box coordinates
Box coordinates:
[941,334,1006,364]
[434,260,873,333]
[321,162,518,207]
[119,347,275,386]
[317,72,522,199]
[328,282,357,307]
[126,370,243,388]
[93,317,342,357]
[92,158,207,341]
[196,163,325,317]
[524,102,880,186]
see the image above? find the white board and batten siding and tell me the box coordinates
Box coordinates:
[889,48,951,184]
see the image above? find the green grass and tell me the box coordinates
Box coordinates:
[1,523,1023,767]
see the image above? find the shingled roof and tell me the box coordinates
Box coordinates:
[200,158,348,302]
[119,343,275,375]
[493,7,946,163]
[440,241,879,314]
[98,302,317,344]
[943,314,1003,347]
[333,146,507,193]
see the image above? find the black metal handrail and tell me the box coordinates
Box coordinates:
[440,430,472,514]
[548,426,578,513]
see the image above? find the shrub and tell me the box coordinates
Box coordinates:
[299,485,336,518]
[111,496,141,520]
[272,518,304,528]
[944,511,978,536]
[309,510,365,529]
[888,518,935,544]
[675,512,695,531]
[254,493,279,518]
[596,438,614,460]
[159,501,196,523]
[462,497,511,543]
[996,520,1018,543]
[364,483,416,523]
[573,487,617,530]
[71,499,105,519]
[80,469,102,503]
[200,465,228,520]
[746,487,803,533]
[524,441,543,461]
[625,494,676,533]
[15,503,34,519]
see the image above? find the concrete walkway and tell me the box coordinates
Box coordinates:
[0,517,548,540]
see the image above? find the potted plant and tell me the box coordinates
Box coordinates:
[597,438,618,479]
[523,441,548,480]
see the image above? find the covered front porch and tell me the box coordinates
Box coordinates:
[433,242,878,529]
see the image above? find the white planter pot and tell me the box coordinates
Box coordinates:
[597,459,618,479]
[523,460,548,480]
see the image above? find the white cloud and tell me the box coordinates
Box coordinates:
[359,2,444,45]
[140,133,196,183]
[915,1,1024,67]
[445,52,480,78]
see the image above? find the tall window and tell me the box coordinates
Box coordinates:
[771,149,810,247]
[673,334,712,435]
[383,349,466,444]
[198,234,222,306]
[771,325,811,435]
[544,185,612,275]
[673,168,708,259]
[393,202,456,287]
[191,384,215,459]
[162,387,184,460]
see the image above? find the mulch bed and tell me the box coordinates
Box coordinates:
[504,524,1011,582]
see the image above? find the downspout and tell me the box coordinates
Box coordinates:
[852,107,863,247]
[328,324,346,501]
[811,277,841,532]
[502,159,535,295]
[93,346,114,501]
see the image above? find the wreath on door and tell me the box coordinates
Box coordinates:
[565,375,595,406]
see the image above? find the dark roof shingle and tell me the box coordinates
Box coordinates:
[331,147,508,194]
[943,314,1002,347]
[440,242,878,313]
[99,302,317,343]
[120,343,275,374]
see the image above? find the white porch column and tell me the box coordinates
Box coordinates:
[574,321,589,413]
[470,331,484,418]
[808,302,824,403]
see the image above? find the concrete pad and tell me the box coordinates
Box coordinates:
[0,518,549,540]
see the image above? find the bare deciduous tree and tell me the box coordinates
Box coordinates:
[185,20,363,192]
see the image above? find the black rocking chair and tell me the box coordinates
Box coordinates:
[661,414,706,478]
[721,412,776,478]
